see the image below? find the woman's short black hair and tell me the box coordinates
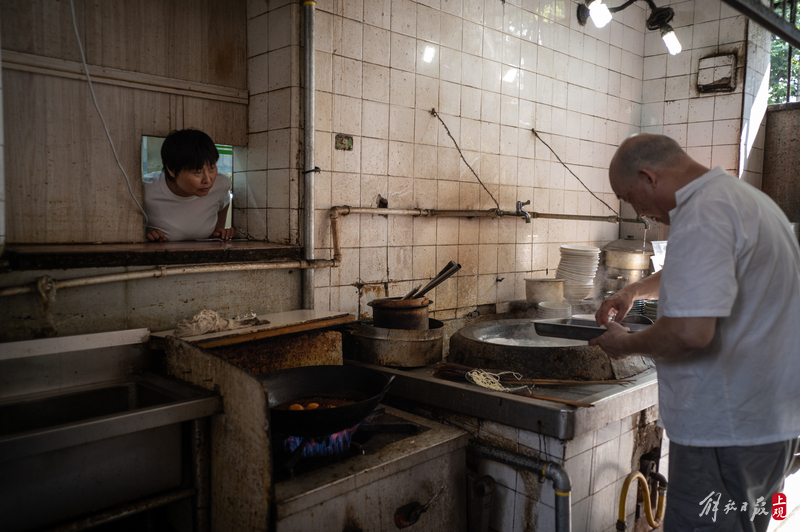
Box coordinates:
[161,129,219,180]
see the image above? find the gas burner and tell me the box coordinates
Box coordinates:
[282,411,375,458]
[273,407,428,480]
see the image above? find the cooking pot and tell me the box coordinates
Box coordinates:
[368,297,431,330]
[603,237,653,270]
[343,319,444,367]
[257,364,394,437]
[524,278,564,304]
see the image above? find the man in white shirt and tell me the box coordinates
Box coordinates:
[592,134,800,532]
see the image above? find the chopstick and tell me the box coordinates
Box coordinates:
[432,362,633,386]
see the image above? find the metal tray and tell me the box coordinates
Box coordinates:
[533,318,651,341]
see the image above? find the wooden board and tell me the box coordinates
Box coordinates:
[3,70,246,243]
[152,309,355,348]
[3,50,248,104]
[1,0,247,89]
[1,0,248,244]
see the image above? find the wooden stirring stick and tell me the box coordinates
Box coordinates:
[515,392,594,408]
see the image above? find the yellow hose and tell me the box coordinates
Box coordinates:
[617,471,667,530]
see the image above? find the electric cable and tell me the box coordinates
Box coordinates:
[531,128,619,216]
[68,0,149,227]
[431,108,500,210]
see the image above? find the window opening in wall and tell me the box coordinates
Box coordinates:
[141,135,237,239]
[769,0,800,103]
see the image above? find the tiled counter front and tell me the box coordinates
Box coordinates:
[468,411,665,532]
[368,363,664,532]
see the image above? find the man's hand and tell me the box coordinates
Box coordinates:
[595,291,635,326]
[588,322,633,359]
[595,271,663,326]
[212,227,236,241]
[146,228,167,242]
[589,316,717,361]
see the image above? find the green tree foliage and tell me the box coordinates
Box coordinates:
[769,1,800,104]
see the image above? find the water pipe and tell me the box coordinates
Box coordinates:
[468,441,572,532]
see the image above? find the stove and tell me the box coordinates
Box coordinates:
[273,405,468,532]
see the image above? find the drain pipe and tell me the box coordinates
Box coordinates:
[301,0,316,309]
[468,441,572,532]
[0,259,337,298]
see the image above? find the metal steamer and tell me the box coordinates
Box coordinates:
[601,236,654,296]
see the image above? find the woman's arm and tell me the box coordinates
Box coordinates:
[211,204,235,240]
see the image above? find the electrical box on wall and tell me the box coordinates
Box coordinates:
[335,134,353,151]
[697,54,737,93]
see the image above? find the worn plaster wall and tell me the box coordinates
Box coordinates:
[0,267,300,342]
[763,103,800,222]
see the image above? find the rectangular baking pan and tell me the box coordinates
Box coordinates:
[533,318,650,341]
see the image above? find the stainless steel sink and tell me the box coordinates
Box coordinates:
[0,372,221,531]
[1,380,176,436]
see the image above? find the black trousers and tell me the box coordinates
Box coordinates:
[664,438,799,532]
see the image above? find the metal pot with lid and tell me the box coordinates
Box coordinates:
[603,236,653,270]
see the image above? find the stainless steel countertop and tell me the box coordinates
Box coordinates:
[347,360,658,441]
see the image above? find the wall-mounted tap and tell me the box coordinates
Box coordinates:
[516,200,532,223]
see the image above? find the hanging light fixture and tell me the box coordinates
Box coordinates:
[660,25,682,55]
[646,6,682,55]
[587,0,613,28]
[576,0,682,55]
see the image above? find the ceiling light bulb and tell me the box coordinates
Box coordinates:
[423,46,436,63]
[661,26,682,55]
[588,0,612,29]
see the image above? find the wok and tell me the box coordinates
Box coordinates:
[257,364,395,437]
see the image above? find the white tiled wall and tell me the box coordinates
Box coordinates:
[639,1,748,173]
[311,0,646,318]
[238,0,302,245]
[244,0,771,318]
[447,411,648,532]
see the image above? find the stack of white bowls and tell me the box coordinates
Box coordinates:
[556,245,601,301]
[537,301,572,319]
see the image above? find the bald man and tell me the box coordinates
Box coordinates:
[591,134,800,532]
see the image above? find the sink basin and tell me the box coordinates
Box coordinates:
[1,381,177,437]
[0,372,220,461]
[0,373,221,531]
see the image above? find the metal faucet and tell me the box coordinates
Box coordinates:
[639,217,650,230]
[516,200,532,223]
